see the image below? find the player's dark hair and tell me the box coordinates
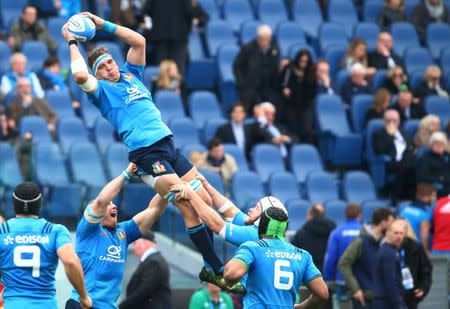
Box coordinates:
[345,203,361,219]
[207,138,222,150]
[258,206,288,239]
[43,56,60,69]
[372,207,394,225]
[13,182,42,216]
[88,46,111,70]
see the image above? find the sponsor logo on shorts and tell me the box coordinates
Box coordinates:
[152,162,166,174]
[99,245,125,263]
[3,235,50,245]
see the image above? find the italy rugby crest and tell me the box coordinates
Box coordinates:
[123,73,134,82]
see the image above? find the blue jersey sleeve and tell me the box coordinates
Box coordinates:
[120,219,142,246]
[302,250,322,285]
[121,62,145,81]
[225,223,259,247]
[54,224,72,250]
[232,210,249,226]
[233,242,255,269]
[86,80,104,106]
[76,214,100,242]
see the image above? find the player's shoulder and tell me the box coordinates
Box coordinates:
[240,239,270,249]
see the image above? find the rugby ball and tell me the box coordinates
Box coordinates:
[67,14,96,42]
[254,196,288,227]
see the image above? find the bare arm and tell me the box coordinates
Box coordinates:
[295,277,329,309]
[133,194,168,234]
[224,259,248,286]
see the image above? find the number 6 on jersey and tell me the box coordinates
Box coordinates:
[274,259,293,290]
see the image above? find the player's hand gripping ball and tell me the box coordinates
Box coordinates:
[67,14,96,42]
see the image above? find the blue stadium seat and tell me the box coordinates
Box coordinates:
[288,42,316,62]
[22,41,49,72]
[365,119,388,188]
[94,117,115,155]
[289,144,324,185]
[319,23,348,56]
[0,41,11,75]
[256,0,288,33]
[403,119,421,140]
[206,21,236,57]
[0,142,23,190]
[292,0,323,39]
[217,45,240,111]
[181,143,207,158]
[409,70,425,91]
[186,32,216,90]
[104,143,128,180]
[69,142,106,187]
[390,22,420,57]
[325,45,347,81]
[306,171,339,204]
[58,44,87,72]
[426,23,450,60]
[327,0,358,38]
[33,142,69,185]
[335,69,350,94]
[121,184,156,217]
[371,69,388,90]
[203,118,227,144]
[198,168,225,195]
[425,96,450,126]
[315,95,363,166]
[159,205,190,244]
[351,94,374,132]
[324,200,347,225]
[0,0,27,10]
[240,20,262,45]
[252,144,286,183]
[188,91,224,130]
[95,41,124,67]
[361,200,389,222]
[198,0,221,20]
[343,171,377,204]
[45,184,83,219]
[285,199,309,232]
[223,144,249,171]
[45,90,74,118]
[268,172,300,204]
[403,47,433,76]
[47,17,66,45]
[19,115,53,142]
[440,48,450,73]
[80,95,101,129]
[143,66,159,91]
[404,0,420,16]
[224,0,255,33]
[231,171,265,208]
[169,117,200,147]
[362,0,383,23]
[153,90,185,124]
[276,21,306,58]
[2,9,21,34]
[57,117,90,154]
[188,31,206,61]
[353,22,380,52]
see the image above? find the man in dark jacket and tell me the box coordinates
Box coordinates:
[233,24,281,112]
[368,32,403,70]
[119,231,171,309]
[412,0,450,43]
[338,208,395,309]
[391,85,426,125]
[291,204,336,272]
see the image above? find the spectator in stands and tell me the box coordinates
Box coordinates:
[377,0,408,32]
[308,59,335,96]
[6,77,57,137]
[0,113,18,141]
[341,63,372,107]
[8,5,57,54]
[233,25,281,112]
[323,204,362,309]
[372,219,407,309]
[384,66,409,95]
[414,114,441,148]
[215,103,272,158]
[37,56,67,92]
[400,183,437,242]
[343,38,376,77]
[110,0,141,29]
[191,0,210,32]
[414,65,449,102]
[142,0,193,75]
[417,132,450,197]
[28,0,59,18]
[365,88,392,125]
[118,231,172,309]
[280,49,314,142]
[203,138,238,186]
[153,60,182,94]
[373,109,416,201]
[189,283,234,309]
[412,0,450,43]
[392,84,426,124]
[422,194,450,255]
[368,32,403,70]
[291,204,336,272]
[0,53,45,100]
[338,208,395,309]
[188,150,207,169]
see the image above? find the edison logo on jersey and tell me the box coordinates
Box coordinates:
[265,249,302,261]
[3,235,50,245]
[99,245,125,263]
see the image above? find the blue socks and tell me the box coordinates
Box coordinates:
[188,223,223,275]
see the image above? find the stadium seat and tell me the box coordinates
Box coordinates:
[45,90,75,118]
[305,171,339,204]
[324,200,347,225]
[45,184,83,219]
[181,143,207,158]
[186,32,216,90]
[403,119,421,140]
[371,69,388,90]
[217,45,240,111]
[315,95,363,166]
[57,117,90,154]
[47,17,66,45]
[206,21,236,57]
[95,41,124,67]
[168,117,200,147]
[1,9,21,34]
[268,172,300,204]
[426,23,450,60]
[0,0,27,10]
[288,42,316,62]
[365,119,388,188]
[240,20,262,45]
[252,144,286,184]
[404,0,420,16]
[159,205,191,244]
[335,70,350,94]
[319,23,348,56]
[403,47,433,76]
[198,168,225,195]
[223,144,249,171]
[22,41,49,72]
[94,117,116,155]
[289,144,324,185]
[0,142,23,189]
[198,0,221,20]
[231,171,265,209]
[19,115,53,142]
[33,142,70,185]
[121,184,156,217]
[80,95,101,129]
[425,96,450,126]
[327,0,358,38]
[390,22,420,57]
[285,199,310,231]
[0,41,11,75]
[58,44,87,72]
[292,0,323,39]
[153,90,185,125]
[276,21,306,58]
[362,0,383,23]
[353,22,380,52]
[409,70,425,91]
[325,45,347,81]
[361,200,389,222]
[69,142,106,187]
[343,171,377,204]
[142,66,159,91]
[188,91,224,130]
[224,0,255,33]
[351,94,374,132]
[104,143,128,180]
[256,0,288,35]
[441,48,450,73]
[203,118,227,144]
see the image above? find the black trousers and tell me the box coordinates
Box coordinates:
[152,40,188,76]
[65,298,94,309]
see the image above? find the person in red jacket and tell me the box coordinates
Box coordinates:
[421,195,450,255]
